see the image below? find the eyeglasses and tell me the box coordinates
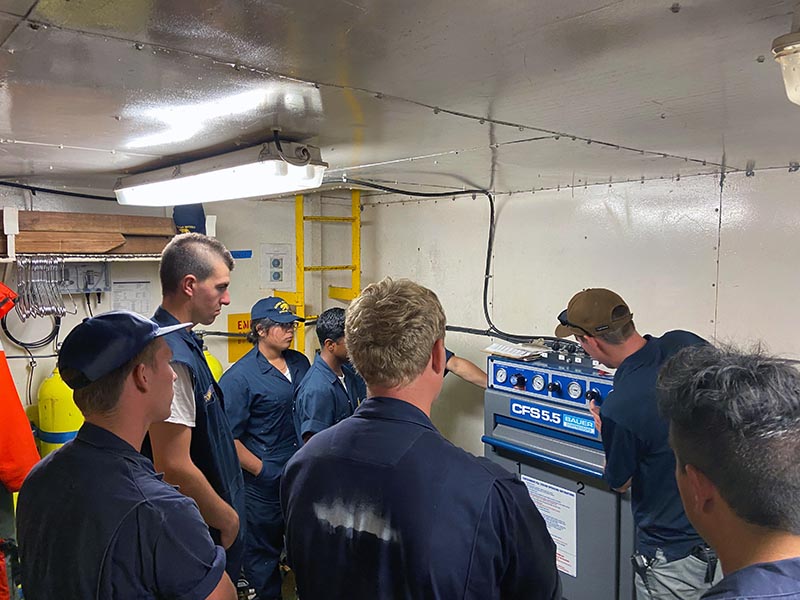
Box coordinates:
[276,322,299,331]
[557,309,592,337]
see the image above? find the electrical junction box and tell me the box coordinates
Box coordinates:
[60,262,111,294]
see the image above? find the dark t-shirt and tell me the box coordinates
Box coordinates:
[281,397,562,600]
[17,423,225,600]
[702,556,800,599]
[601,330,707,560]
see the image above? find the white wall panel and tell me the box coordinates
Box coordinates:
[362,172,794,454]
[716,171,800,358]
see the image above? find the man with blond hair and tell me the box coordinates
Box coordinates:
[281,277,561,600]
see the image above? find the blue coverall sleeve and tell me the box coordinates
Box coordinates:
[151,498,227,600]
[295,379,335,437]
[219,371,252,439]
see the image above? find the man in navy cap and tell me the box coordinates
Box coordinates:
[220,297,310,600]
[282,278,560,599]
[16,311,236,600]
[147,233,246,582]
[293,307,364,444]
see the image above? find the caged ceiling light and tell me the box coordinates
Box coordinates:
[773,3,800,106]
[114,135,327,206]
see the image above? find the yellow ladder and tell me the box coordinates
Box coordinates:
[275,189,362,352]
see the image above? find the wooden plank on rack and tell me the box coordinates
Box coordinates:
[4,211,176,236]
[108,235,172,254]
[11,232,126,253]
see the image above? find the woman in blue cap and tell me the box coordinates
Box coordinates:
[219,297,310,600]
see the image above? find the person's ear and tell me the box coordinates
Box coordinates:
[431,338,446,375]
[685,464,717,514]
[181,274,198,297]
[131,362,149,393]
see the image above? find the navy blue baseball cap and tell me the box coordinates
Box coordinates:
[250,297,305,323]
[58,311,191,390]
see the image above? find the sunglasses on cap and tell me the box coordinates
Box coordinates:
[557,309,592,337]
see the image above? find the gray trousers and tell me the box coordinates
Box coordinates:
[634,549,722,600]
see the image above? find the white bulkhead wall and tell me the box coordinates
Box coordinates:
[359,170,800,455]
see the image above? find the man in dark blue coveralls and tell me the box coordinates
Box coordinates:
[147,233,246,582]
[555,288,719,599]
[220,297,310,600]
[282,277,561,600]
[17,311,236,600]
[658,345,800,599]
[293,307,364,444]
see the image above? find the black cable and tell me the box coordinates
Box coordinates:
[0,180,116,202]
[341,177,563,344]
[194,330,247,339]
[272,130,311,167]
[1,313,61,349]
[24,350,36,407]
[85,293,94,317]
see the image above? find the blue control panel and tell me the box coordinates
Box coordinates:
[488,355,614,410]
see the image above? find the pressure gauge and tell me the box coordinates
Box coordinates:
[567,381,583,400]
[496,368,507,384]
[532,374,546,392]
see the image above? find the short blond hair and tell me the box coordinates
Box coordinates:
[346,278,446,388]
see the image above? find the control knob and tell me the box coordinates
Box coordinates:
[509,373,526,390]
[585,388,602,403]
[547,381,562,395]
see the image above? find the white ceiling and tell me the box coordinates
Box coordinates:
[0,0,795,198]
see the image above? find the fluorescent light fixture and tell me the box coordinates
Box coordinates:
[115,140,327,206]
[773,4,800,106]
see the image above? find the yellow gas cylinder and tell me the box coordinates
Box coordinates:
[204,349,223,381]
[37,368,84,457]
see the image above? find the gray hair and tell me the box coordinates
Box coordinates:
[657,344,800,532]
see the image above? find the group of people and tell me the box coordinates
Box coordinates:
[11,231,800,599]
[13,233,492,600]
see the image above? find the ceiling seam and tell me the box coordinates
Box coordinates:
[357,165,794,206]
[0,1,41,48]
